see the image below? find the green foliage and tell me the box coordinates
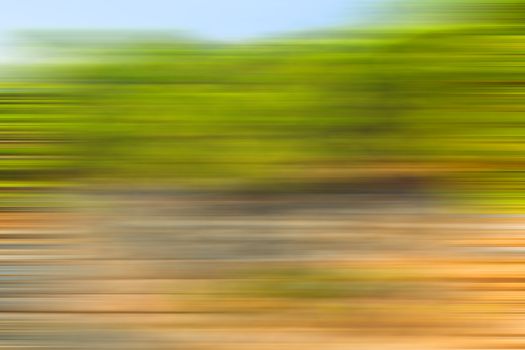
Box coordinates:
[1,1,525,209]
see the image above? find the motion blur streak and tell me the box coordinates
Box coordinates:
[0,0,524,349]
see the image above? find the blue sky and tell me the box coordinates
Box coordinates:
[2,0,383,41]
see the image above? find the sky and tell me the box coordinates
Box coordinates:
[0,0,385,63]
[1,0,383,42]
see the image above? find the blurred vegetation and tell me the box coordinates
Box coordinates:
[0,0,524,210]
[229,267,423,300]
